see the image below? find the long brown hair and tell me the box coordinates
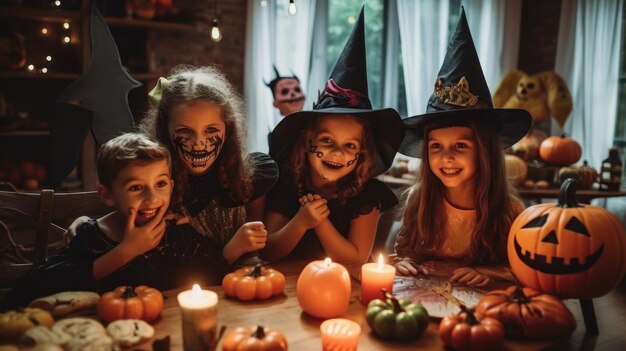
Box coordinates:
[283,115,375,202]
[139,65,254,206]
[398,119,524,265]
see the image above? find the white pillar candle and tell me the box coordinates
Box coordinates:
[177,284,219,351]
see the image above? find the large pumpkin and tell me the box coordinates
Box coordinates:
[475,286,576,339]
[507,179,626,298]
[538,134,582,166]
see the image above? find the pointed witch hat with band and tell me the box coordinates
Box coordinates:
[399,8,531,158]
[269,7,404,176]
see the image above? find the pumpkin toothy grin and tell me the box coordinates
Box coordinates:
[513,236,603,274]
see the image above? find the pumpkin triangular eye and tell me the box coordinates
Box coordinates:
[541,230,559,244]
[564,216,590,236]
[522,214,549,228]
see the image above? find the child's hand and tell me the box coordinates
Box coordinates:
[395,261,430,276]
[228,221,268,257]
[450,267,491,288]
[120,207,167,257]
[299,193,322,206]
[164,210,189,225]
[295,198,329,229]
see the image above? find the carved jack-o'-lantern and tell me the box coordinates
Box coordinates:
[507,179,626,299]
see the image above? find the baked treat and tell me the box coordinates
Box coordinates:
[51,317,106,338]
[30,291,100,316]
[0,308,54,343]
[106,319,155,347]
[19,326,70,349]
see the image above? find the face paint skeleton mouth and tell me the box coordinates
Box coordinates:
[174,135,223,168]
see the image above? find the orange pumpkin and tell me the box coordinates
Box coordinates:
[439,306,504,351]
[222,325,287,351]
[504,154,528,186]
[222,263,286,301]
[538,134,582,166]
[475,286,576,339]
[97,285,163,323]
[558,161,598,189]
[508,179,626,299]
[296,258,351,319]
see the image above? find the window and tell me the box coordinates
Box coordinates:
[614,0,626,186]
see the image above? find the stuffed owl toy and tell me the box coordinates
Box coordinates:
[493,70,573,127]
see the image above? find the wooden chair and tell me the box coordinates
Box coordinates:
[0,188,111,289]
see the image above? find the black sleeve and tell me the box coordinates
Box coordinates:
[348,178,399,219]
[0,220,108,309]
[266,177,300,219]
[248,152,279,202]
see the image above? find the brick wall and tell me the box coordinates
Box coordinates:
[517,0,562,74]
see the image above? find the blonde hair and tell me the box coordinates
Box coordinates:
[283,115,374,202]
[139,65,254,205]
[97,132,171,187]
[397,119,524,265]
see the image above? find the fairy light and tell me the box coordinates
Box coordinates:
[41,28,48,35]
[288,0,297,15]
[261,0,267,6]
[27,64,35,71]
[63,36,71,43]
[63,22,70,29]
[54,0,61,6]
[211,18,222,42]
[46,56,52,62]
[41,67,48,73]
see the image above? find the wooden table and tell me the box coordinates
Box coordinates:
[145,259,626,351]
[518,188,626,204]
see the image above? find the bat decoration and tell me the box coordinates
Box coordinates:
[52,1,141,187]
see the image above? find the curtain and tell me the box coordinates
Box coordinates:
[244,0,317,153]
[555,0,623,169]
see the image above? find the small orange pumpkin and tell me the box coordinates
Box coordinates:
[475,286,576,339]
[222,325,288,351]
[222,263,286,301]
[558,161,598,189]
[439,306,504,351]
[538,134,582,166]
[97,285,163,323]
[507,179,626,299]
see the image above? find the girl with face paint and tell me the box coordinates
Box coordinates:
[139,66,278,283]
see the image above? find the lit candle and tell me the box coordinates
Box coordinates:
[320,318,361,351]
[177,284,219,351]
[296,258,351,319]
[360,253,396,305]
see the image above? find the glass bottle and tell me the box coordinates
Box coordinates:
[599,148,623,191]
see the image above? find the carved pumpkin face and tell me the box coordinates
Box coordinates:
[508,179,626,299]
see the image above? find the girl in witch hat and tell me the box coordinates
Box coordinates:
[394,8,532,287]
[262,8,404,264]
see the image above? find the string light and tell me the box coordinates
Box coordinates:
[41,68,48,73]
[63,36,71,43]
[41,28,48,35]
[54,0,61,6]
[211,18,222,42]
[261,0,267,6]
[288,0,297,15]
[63,22,70,29]
[27,64,35,71]
[46,56,52,62]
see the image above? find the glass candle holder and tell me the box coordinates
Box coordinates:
[320,318,361,351]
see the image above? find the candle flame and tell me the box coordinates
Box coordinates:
[192,284,201,298]
[377,253,384,270]
[324,257,332,266]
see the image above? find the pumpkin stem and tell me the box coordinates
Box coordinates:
[510,286,530,303]
[382,288,404,314]
[460,305,479,326]
[560,132,568,138]
[252,325,265,339]
[121,286,138,299]
[558,178,580,208]
[250,263,264,278]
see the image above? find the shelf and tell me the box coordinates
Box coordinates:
[0,131,50,137]
[0,71,81,80]
[0,6,79,23]
[104,16,203,33]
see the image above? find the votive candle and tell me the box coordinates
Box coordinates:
[360,253,396,305]
[320,318,361,351]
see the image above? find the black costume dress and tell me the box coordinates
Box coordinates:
[266,177,398,260]
[1,153,278,309]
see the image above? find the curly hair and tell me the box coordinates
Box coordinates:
[397,119,524,265]
[283,115,374,203]
[139,65,254,206]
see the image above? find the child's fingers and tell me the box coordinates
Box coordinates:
[417,265,430,276]
[465,274,485,287]
[126,208,137,231]
[306,193,315,202]
[176,216,190,225]
[449,270,467,283]
[150,205,168,228]
[312,194,322,200]
[245,221,265,230]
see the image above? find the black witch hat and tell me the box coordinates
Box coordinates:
[270,7,404,176]
[399,8,531,158]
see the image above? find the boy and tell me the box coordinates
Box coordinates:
[1,133,174,308]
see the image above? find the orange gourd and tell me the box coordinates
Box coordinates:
[507,179,626,298]
[222,325,288,351]
[475,286,576,339]
[222,263,286,301]
[97,285,163,323]
[296,258,351,319]
[538,134,582,166]
[558,161,597,189]
[439,306,504,351]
